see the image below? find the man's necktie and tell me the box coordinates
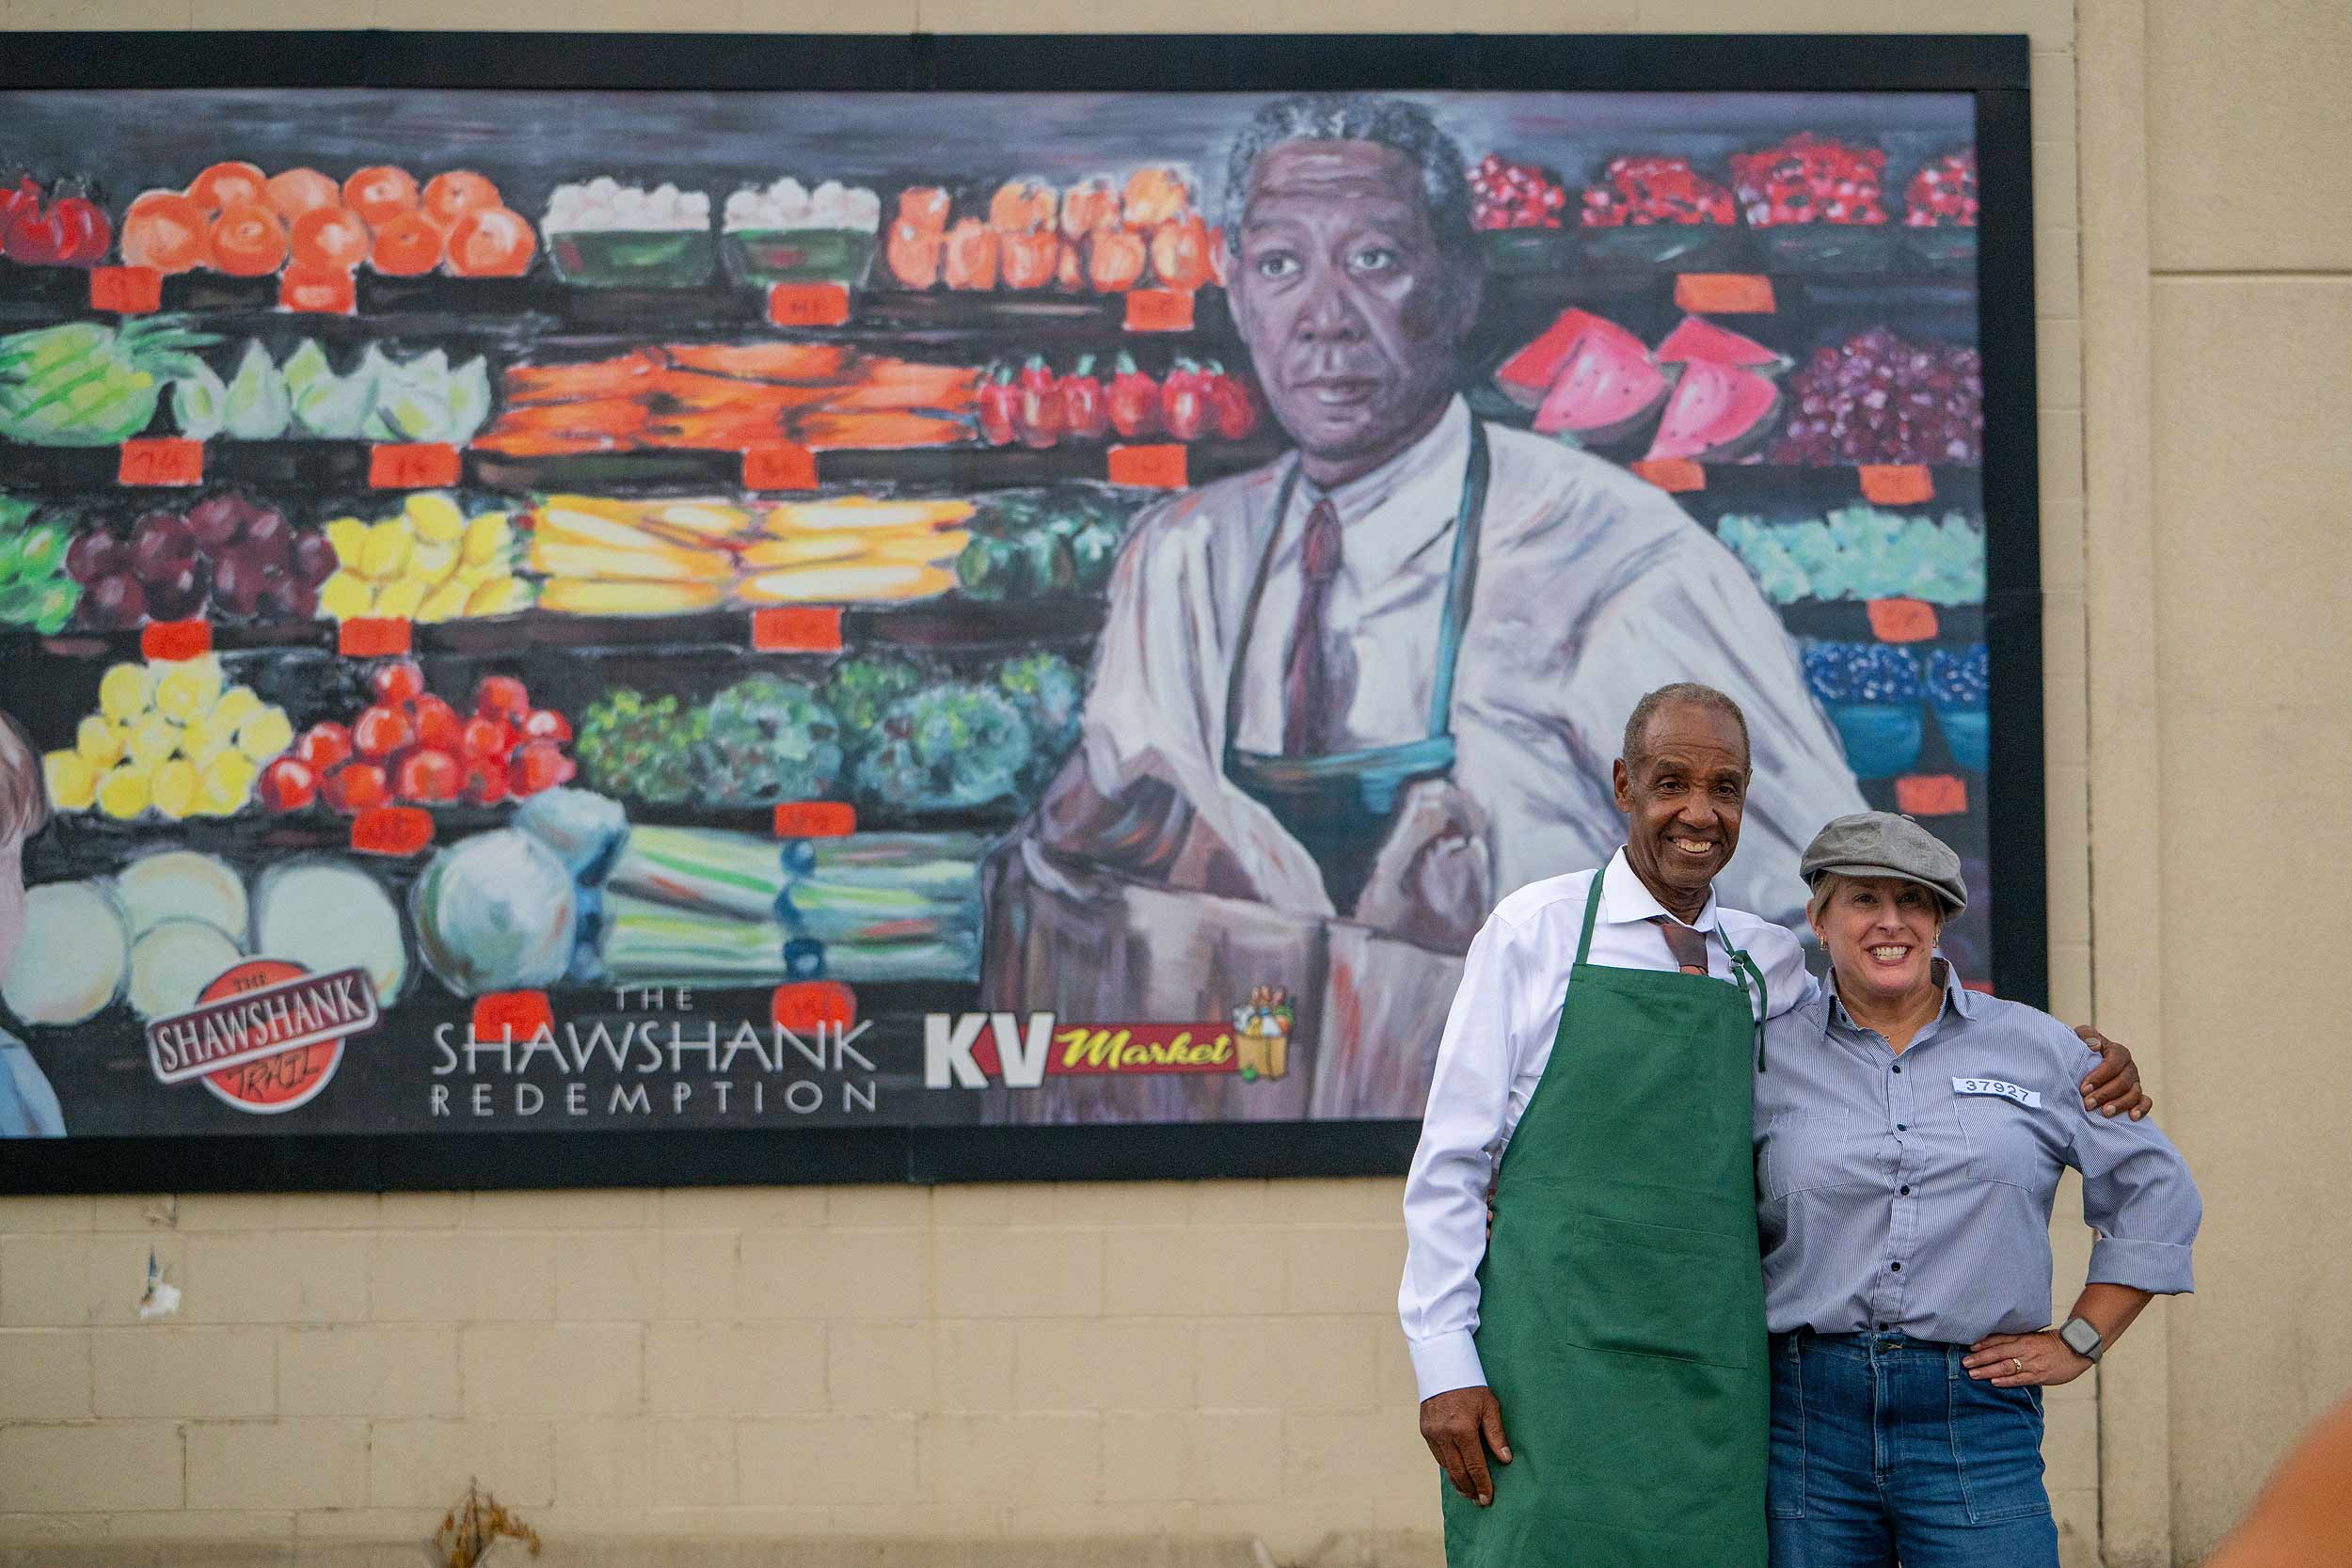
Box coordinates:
[1649,914,1711,975]
[1281,497,1344,756]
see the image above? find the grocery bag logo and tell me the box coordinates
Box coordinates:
[925,1011,1251,1087]
[1229,986,1294,1082]
[146,960,378,1114]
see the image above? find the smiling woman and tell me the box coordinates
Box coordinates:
[1753,811,2202,1568]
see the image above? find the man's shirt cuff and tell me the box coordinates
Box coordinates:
[1407,1331,1487,1402]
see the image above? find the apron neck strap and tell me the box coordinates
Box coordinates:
[1574,858,1609,967]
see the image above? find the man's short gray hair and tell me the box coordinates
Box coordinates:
[1223,94,1475,258]
[1622,683,1751,771]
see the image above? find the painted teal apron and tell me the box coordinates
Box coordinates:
[1221,420,1489,915]
[1444,867,1771,1567]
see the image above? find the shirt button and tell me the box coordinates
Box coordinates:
[1890,1261,1902,1272]
[1899,1185,1912,1196]
[1892,1065,1902,1074]
[1878,1322,1889,1330]
[1896,1123,1907,1132]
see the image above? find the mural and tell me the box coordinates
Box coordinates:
[0,80,2010,1150]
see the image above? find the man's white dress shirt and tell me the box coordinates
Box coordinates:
[1397,850,1817,1401]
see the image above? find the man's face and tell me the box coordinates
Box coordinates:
[1612,703,1750,915]
[1228,140,1481,484]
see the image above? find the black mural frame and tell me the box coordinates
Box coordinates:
[0,30,2040,1193]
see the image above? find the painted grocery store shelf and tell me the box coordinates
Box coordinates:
[3,261,1237,344]
[0,432,1285,498]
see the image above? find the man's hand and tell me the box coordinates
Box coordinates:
[1420,1385,1511,1507]
[1355,780,1491,950]
[1963,1329,2092,1388]
[2074,1025,2153,1119]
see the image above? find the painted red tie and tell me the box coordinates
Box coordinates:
[1281,497,1344,756]
[1650,915,1710,974]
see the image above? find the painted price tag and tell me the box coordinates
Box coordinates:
[773,801,856,839]
[1124,288,1197,332]
[90,265,163,314]
[1866,597,1940,642]
[750,607,844,653]
[1895,774,1968,816]
[1859,465,1935,505]
[768,282,851,327]
[1674,274,1776,313]
[1631,458,1705,493]
[338,617,413,657]
[119,438,202,487]
[743,444,819,491]
[368,443,461,489]
[139,620,213,662]
[350,806,434,857]
[472,991,554,1043]
[771,981,857,1036]
[279,268,357,315]
[1107,443,1187,489]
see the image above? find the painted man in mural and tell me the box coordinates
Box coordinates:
[979,94,1866,1120]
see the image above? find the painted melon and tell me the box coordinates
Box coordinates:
[1530,325,1675,445]
[1654,314,1791,373]
[1644,357,1783,461]
[1494,308,1651,408]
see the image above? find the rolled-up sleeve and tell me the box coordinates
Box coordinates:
[2067,1044,2201,1294]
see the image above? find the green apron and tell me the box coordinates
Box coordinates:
[1443,870,1770,1568]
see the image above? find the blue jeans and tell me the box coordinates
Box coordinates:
[1768,1330,2059,1568]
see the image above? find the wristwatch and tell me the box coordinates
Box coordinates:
[2058,1316,2105,1363]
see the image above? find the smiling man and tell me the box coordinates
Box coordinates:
[979,95,1866,1121]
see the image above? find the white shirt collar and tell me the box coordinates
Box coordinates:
[1288,395,1472,588]
[1597,846,1722,934]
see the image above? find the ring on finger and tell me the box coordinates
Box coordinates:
[2012,1357,2024,1373]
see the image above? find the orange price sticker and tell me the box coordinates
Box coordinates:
[368,443,462,489]
[771,981,857,1036]
[1859,465,1936,506]
[1894,775,1969,816]
[1865,597,1940,643]
[279,268,357,315]
[472,990,554,1043]
[1107,443,1187,489]
[773,801,856,839]
[350,805,434,857]
[139,620,213,662]
[1674,274,1776,314]
[1124,288,1197,333]
[338,617,413,657]
[1631,458,1706,493]
[90,265,163,314]
[750,606,844,653]
[743,444,819,492]
[118,438,203,487]
[767,282,851,327]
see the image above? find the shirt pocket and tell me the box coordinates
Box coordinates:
[1953,1094,2054,1192]
[1760,1111,1876,1200]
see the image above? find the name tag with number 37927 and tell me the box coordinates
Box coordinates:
[1952,1076,2042,1108]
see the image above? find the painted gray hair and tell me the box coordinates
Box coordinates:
[1223,94,1476,258]
[1622,683,1752,771]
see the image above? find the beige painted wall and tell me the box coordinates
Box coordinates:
[11,0,2328,1562]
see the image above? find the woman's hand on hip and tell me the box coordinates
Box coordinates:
[1964,1330,2092,1387]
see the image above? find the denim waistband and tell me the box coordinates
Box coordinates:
[1772,1328,1971,1359]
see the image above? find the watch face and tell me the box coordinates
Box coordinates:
[2062,1321,2101,1356]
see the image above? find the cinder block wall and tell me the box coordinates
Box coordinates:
[0,0,2232,1560]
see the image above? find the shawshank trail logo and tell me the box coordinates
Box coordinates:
[146,960,380,1114]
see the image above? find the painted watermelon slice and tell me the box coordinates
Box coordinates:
[1654,314,1790,373]
[1530,325,1675,445]
[1494,308,1652,408]
[1644,357,1783,461]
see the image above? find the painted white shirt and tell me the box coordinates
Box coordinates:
[1047,394,1868,929]
[1397,850,1819,1402]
